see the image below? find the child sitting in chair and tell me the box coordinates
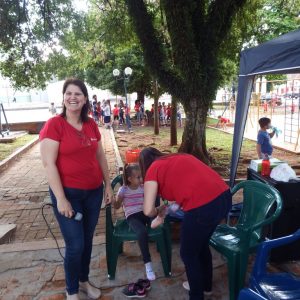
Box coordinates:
[114,163,156,281]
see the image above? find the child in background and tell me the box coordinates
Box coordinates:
[125,104,132,132]
[114,164,156,281]
[218,115,230,130]
[257,117,276,159]
[49,102,57,116]
[113,104,119,127]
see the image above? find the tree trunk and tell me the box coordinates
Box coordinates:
[178,98,210,164]
[170,97,177,145]
[137,91,145,103]
[153,81,159,135]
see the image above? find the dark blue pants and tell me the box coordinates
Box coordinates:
[180,190,232,300]
[49,185,103,295]
[127,211,152,264]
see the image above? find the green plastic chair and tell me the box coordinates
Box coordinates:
[106,174,172,280]
[209,180,282,300]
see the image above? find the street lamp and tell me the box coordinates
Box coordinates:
[113,67,133,106]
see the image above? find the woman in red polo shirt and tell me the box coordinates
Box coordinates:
[139,147,232,300]
[40,78,113,300]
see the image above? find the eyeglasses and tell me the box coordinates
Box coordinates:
[77,131,91,147]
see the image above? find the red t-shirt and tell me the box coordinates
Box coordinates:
[39,115,103,189]
[134,104,140,112]
[144,154,229,211]
[113,107,119,116]
[220,117,230,123]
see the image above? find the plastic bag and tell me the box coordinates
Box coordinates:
[270,163,297,182]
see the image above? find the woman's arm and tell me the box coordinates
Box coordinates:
[143,181,159,217]
[96,141,114,204]
[40,138,73,218]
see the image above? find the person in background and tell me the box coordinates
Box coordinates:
[96,102,102,125]
[112,104,119,128]
[257,117,275,159]
[217,115,230,130]
[49,102,57,116]
[166,103,171,125]
[39,78,113,300]
[139,147,232,300]
[125,104,132,132]
[103,100,111,129]
[177,104,183,127]
[92,95,98,123]
[134,100,142,126]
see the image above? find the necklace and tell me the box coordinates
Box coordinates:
[76,130,91,147]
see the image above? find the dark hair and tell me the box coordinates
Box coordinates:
[60,78,90,122]
[139,147,165,179]
[123,163,141,186]
[258,117,271,128]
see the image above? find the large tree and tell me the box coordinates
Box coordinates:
[0,0,76,89]
[124,0,262,163]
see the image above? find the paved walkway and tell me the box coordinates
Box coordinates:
[0,128,118,243]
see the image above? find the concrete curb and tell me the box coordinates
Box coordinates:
[109,127,124,173]
[0,136,40,174]
[0,235,105,253]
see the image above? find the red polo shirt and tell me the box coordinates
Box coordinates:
[144,154,229,211]
[39,115,103,189]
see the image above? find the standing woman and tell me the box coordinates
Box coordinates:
[139,147,232,300]
[40,78,113,300]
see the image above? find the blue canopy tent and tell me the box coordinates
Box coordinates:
[230,29,300,187]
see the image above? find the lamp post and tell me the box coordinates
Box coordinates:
[112,67,133,107]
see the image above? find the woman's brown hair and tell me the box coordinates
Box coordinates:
[60,78,90,122]
[139,147,165,179]
[123,163,141,186]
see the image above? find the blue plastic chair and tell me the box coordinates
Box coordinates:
[247,229,300,299]
[238,289,267,299]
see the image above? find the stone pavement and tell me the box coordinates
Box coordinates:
[0,127,118,244]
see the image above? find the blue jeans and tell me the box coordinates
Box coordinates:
[49,185,103,295]
[126,114,132,130]
[180,189,232,300]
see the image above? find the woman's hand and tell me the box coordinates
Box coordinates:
[57,198,74,218]
[157,205,167,217]
[104,185,114,205]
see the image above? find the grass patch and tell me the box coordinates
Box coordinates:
[116,125,257,178]
[207,117,219,126]
[0,134,38,161]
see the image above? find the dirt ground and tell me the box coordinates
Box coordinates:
[114,124,300,179]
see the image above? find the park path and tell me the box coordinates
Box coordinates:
[0,127,119,244]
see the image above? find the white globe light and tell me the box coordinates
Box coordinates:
[124,67,133,76]
[113,69,120,77]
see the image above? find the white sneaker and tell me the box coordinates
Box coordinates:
[79,281,101,299]
[66,292,80,300]
[145,262,156,281]
[183,281,190,291]
[182,281,212,296]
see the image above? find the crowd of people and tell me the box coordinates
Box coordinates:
[89,96,184,131]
